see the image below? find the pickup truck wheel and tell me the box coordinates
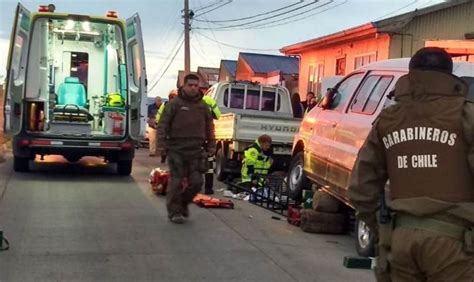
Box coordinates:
[355,218,376,257]
[288,152,310,200]
[117,160,132,176]
[14,156,30,172]
[215,148,227,181]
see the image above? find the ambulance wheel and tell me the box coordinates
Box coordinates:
[117,160,132,176]
[288,152,310,200]
[216,148,228,181]
[355,218,375,257]
[14,156,30,172]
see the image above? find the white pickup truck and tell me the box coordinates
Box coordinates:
[204,81,301,180]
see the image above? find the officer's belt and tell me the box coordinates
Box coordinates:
[395,214,465,241]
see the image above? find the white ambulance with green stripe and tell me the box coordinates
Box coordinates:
[3,4,147,175]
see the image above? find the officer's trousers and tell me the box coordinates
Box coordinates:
[388,227,473,282]
[166,151,203,217]
[148,127,157,155]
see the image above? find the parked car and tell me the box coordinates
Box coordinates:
[205,81,301,180]
[288,58,474,256]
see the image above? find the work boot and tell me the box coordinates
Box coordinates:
[182,205,190,218]
[169,214,184,224]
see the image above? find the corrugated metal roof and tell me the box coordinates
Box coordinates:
[239,53,299,74]
[281,0,469,53]
[373,0,469,32]
[221,60,237,76]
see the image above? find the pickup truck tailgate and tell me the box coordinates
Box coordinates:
[215,113,300,145]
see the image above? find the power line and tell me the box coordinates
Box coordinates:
[196,0,338,31]
[196,0,226,59]
[194,0,232,18]
[241,0,345,30]
[191,36,214,65]
[194,0,322,30]
[145,4,182,84]
[372,0,418,21]
[148,38,184,92]
[147,31,184,85]
[195,31,280,51]
[192,0,224,12]
[193,1,304,23]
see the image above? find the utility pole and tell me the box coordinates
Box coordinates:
[184,0,191,75]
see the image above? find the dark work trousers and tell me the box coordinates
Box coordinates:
[166,151,203,217]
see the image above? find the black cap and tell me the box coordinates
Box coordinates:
[409,47,453,73]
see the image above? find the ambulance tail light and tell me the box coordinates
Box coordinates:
[38,4,55,12]
[18,139,30,147]
[106,11,118,18]
[120,142,133,151]
[31,140,51,146]
[100,142,119,148]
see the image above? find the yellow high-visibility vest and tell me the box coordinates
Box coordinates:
[202,95,221,120]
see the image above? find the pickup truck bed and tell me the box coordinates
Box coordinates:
[215,113,300,148]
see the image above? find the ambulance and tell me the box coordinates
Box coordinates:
[3,4,147,175]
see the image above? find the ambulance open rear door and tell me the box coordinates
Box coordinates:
[125,14,147,142]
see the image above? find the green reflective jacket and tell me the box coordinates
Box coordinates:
[203,95,221,120]
[155,102,166,122]
[241,141,272,184]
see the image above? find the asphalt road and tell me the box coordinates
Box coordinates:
[0,149,373,281]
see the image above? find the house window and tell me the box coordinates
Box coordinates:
[354,53,377,69]
[336,57,346,76]
[307,65,314,92]
[307,63,324,95]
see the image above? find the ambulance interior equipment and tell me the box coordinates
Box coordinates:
[25,18,127,137]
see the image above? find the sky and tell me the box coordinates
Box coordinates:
[0,0,445,97]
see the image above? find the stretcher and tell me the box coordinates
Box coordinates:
[193,193,234,209]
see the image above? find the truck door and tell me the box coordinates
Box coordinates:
[331,71,401,193]
[3,4,31,136]
[310,72,364,185]
[125,14,147,141]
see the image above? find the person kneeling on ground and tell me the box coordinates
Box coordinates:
[240,134,273,189]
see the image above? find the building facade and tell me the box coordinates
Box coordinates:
[281,0,474,99]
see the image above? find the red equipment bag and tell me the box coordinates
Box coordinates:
[149,168,170,195]
[287,205,302,226]
[193,193,234,209]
